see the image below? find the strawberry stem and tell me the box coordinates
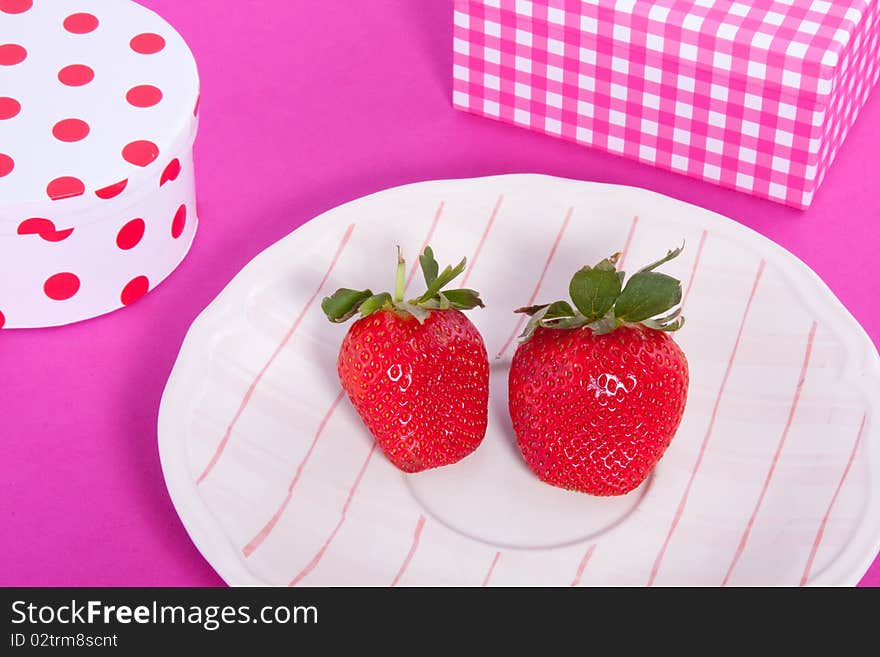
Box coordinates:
[394,245,405,303]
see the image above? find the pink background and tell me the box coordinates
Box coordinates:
[1,0,878,586]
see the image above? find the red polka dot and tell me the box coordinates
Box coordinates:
[160,158,181,186]
[0,153,12,177]
[126,84,163,108]
[122,140,159,167]
[0,309,5,329]
[44,273,80,301]
[0,0,32,14]
[58,64,94,86]
[47,176,85,200]
[121,276,149,306]
[0,96,20,119]
[130,33,165,54]
[52,118,90,142]
[171,204,187,238]
[95,178,128,199]
[63,12,99,34]
[0,43,26,65]
[17,217,74,242]
[116,218,145,250]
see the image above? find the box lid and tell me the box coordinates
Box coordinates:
[0,0,199,224]
[537,0,872,110]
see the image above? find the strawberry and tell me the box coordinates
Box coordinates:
[508,246,689,496]
[322,247,489,473]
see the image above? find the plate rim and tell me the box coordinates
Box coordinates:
[158,173,880,586]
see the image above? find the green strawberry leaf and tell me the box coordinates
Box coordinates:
[516,301,586,338]
[514,301,576,318]
[613,272,681,323]
[512,245,686,340]
[642,315,686,331]
[323,246,484,325]
[568,262,622,321]
[652,307,682,323]
[640,307,684,331]
[596,256,619,272]
[397,301,430,323]
[514,303,550,316]
[442,288,485,310]
[517,304,552,342]
[321,288,373,323]
[635,243,684,274]
[419,246,439,287]
[357,292,393,317]
[541,300,576,321]
[417,257,466,302]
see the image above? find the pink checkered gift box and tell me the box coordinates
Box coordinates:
[452,0,880,209]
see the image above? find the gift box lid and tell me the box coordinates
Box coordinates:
[618,0,870,108]
[0,0,199,223]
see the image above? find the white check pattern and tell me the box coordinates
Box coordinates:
[453,0,880,208]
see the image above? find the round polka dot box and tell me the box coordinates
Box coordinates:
[0,0,200,329]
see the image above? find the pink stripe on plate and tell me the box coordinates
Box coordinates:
[682,229,708,307]
[391,515,427,587]
[405,201,444,289]
[242,390,346,558]
[721,321,818,586]
[800,413,867,586]
[647,259,765,586]
[461,194,504,288]
[196,223,356,485]
[495,206,573,359]
[481,551,502,587]
[288,443,377,587]
[571,544,596,587]
[616,215,639,270]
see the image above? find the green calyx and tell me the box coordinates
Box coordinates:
[321,246,484,324]
[516,244,686,341]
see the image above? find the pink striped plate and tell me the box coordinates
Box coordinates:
[158,175,880,586]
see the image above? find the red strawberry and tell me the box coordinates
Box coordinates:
[322,247,489,473]
[508,246,689,496]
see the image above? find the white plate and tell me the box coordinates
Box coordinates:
[158,175,880,586]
